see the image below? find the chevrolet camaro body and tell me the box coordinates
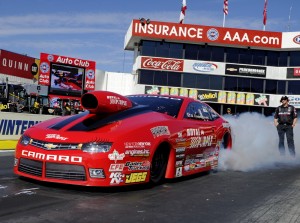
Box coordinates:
[14,91,232,187]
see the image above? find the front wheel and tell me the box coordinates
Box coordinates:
[150,147,169,185]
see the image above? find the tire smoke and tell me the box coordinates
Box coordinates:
[219,112,300,171]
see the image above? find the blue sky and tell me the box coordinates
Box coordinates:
[0,0,298,73]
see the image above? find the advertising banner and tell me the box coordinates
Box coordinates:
[38,53,96,91]
[145,85,270,106]
[287,68,300,78]
[141,56,184,72]
[131,20,282,49]
[225,64,267,78]
[0,49,39,80]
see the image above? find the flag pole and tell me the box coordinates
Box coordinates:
[223,13,226,27]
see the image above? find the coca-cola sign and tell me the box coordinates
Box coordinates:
[141,57,184,72]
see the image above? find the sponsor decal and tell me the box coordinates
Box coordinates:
[207,28,219,41]
[293,35,300,44]
[176,154,185,159]
[192,62,218,72]
[186,128,205,137]
[124,142,151,149]
[189,135,214,148]
[176,160,183,167]
[150,126,170,138]
[125,161,150,171]
[45,134,68,141]
[141,57,184,72]
[176,147,185,154]
[108,149,125,163]
[176,167,183,177]
[124,149,150,157]
[0,119,40,135]
[125,172,147,183]
[106,95,128,106]
[109,164,125,172]
[109,172,124,184]
[21,150,82,163]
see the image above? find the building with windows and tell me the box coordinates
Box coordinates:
[124,19,300,116]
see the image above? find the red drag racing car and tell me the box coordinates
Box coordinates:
[14,91,232,187]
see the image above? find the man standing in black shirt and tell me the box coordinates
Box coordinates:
[274,96,297,157]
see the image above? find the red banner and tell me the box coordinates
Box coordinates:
[132,20,282,49]
[0,50,39,79]
[39,53,96,90]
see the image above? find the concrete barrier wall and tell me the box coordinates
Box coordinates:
[0,112,58,150]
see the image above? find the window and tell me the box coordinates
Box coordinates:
[210,75,223,90]
[250,78,263,93]
[168,72,182,87]
[154,71,168,86]
[265,80,277,94]
[290,51,300,67]
[198,45,211,61]
[278,51,288,67]
[237,78,251,92]
[141,40,156,56]
[196,74,209,89]
[224,76,237,91]
[226,48,239,63]
[239,49,252,64]
[169,43,183,59]
[266,51,279,66]
[184,102,212,121]
[183,73,197,88]
[278,80,286,94]
[139,70,154,85]
[156,41,169,57]
[185,44,198,60]
[288,80,300,94]
[252,50,265,65]
[211,47,224,62]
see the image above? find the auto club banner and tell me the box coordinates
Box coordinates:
[145,85,270,107]
[38,52,96,90]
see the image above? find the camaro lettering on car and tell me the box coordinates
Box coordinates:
[21,150,82,163]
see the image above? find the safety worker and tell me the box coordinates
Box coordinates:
[274,96,297,157]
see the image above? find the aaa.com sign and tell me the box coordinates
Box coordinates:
[38,53,96,90]
[132,20,282,49]
[141,56,184,72]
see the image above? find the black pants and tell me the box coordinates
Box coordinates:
[277,124,295,156]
